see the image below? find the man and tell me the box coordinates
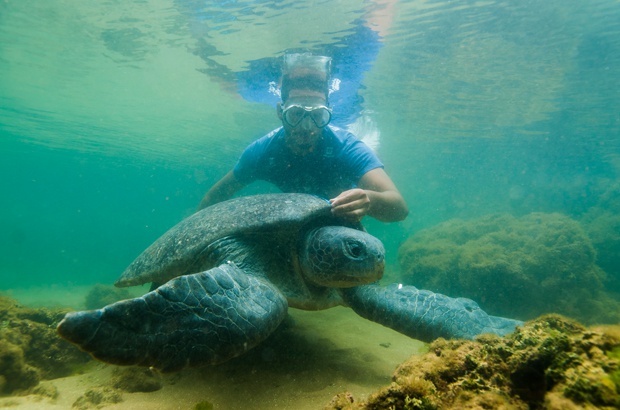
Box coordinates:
[198,53,408,223]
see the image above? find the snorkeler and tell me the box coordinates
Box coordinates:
[198,53,408,223]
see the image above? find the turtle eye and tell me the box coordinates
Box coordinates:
[345,240,364,259]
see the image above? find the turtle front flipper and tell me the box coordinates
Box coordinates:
[340,284,522,342]
[57,263,288,372]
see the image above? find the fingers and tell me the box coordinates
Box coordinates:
[330,189,370,221]
[329,188,365,206]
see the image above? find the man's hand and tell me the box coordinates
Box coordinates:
[329,188,370,222]
[329,169,409,223]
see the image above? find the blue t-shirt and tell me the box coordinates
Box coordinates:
[233,126,383,199]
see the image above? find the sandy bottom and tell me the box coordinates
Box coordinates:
[1,286,426,410]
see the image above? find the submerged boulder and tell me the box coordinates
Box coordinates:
[0,339,40,394]
[398,212,618,323]
[84,284,133,310]
[580,180,620,293]
[582,210,620,291]
[0,295,90,395]
[326,315,620,410]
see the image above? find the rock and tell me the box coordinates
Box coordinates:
[0,339,40,394]
[0,295,91,395]
[72,387,122,409]
[398,212,619,323]
[326,315,620,409]
[84,284,132,310]
[111,366,163,392]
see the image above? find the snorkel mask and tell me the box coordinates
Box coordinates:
[280,53,332,128]
[282,103,332,128]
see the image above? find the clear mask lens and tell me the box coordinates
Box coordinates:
[283,105,332,128]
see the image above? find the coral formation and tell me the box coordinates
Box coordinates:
[398,212,619,323]
[325,315,620,410]
[0,295,91,395]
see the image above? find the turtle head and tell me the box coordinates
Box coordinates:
[300,226,384,287]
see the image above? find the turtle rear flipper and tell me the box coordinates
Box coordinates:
[340,283,522,342]
[57,263,288,372]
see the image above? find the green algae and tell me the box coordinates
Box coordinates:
[326,315,620,410]
[194,400,215,410]
[398,212,620,323]
[0,295,91,395]
[606,346,620,393]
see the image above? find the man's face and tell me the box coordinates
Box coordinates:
[279,90,328,156]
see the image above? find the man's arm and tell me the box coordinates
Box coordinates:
[197,170,246,211]
[329,168,408,222]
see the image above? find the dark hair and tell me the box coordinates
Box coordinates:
[280,53,331,102]
[281,75,329,101]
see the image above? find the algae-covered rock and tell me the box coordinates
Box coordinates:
[326,315,620,410]
[583,211,620,288]
[580,181,620,294]
[72,387,123,409]
[84,284,133,310]
[111,366,163,392]
[398,212,617,323]
[0,339,40,394]
[28,382,59,400]
[193,401,215,410]
[0,295,91,395]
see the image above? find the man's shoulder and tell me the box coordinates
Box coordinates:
[245,127,284,150]
[325,125,357,142]
[323,126,365,152]
[324,125,375,154]
[255,127,284,143]
[235,127,284,177]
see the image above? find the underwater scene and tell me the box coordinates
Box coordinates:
[2,0,620,408]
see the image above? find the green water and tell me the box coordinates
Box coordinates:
[1,0,619,292]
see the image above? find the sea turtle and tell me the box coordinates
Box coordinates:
[57,193,521,372]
